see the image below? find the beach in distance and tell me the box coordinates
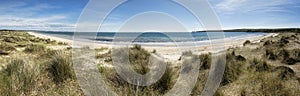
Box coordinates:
[28,31,277,61]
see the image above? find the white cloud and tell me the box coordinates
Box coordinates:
[0,2,58,17]
[0,1,75,31]
[215,0,292,13]
[0,15,75,31]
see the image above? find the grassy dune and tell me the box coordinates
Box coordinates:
[1,31,300,95]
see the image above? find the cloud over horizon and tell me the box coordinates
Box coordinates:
[216,0,292,13]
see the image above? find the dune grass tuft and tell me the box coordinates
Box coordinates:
[248,58,272,72]
[221,53,244,85]
[199,53,211,70]
[0,42,16,51]
[129,44,151,74]
[243,40,251,46]
[273,66,295,80]
[0,59,39,95]
[47,51,75,84]
[24,44,46,53]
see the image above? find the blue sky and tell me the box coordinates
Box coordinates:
[0,0,300,31]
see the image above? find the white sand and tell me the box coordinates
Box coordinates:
[28,32,277,61]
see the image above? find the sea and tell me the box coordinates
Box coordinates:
[34,31,267,46]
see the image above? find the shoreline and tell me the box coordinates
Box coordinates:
[28,32,278,60]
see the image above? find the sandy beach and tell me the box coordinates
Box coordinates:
[28,32,278,61]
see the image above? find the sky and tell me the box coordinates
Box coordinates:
[0,0,300,31]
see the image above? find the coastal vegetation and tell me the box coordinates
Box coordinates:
[0,30,300,95]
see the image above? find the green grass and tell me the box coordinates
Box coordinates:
[221,52,245,85]
[248,58,273,72]
[199,53,211,70]
[0,42,16,52]
[47,51,75,84]
[129,44,151,74]
[0,58,39,95]
[215,33,300,96]
[24,44,47,53]
[0,31,82,95]
[98,45,177,95]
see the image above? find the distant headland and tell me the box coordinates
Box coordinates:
[193,28,300,33]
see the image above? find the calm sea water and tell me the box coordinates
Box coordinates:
[36,31,266,43]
